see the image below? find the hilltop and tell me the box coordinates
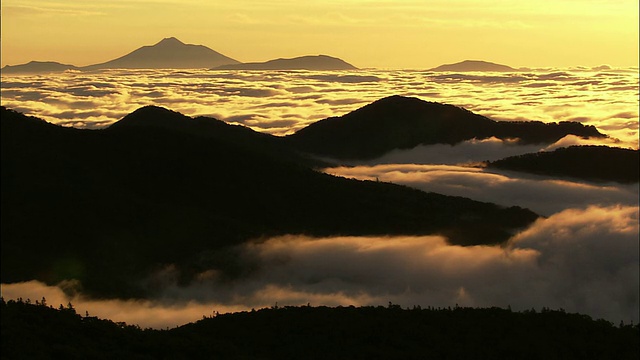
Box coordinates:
[286,95,605,159]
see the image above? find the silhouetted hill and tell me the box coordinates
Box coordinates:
[1,61,79,74]
[81,37,239,70]
[487,145,640,183]
[213,55,357,70]
[109,105,326,167]
[429,60,517,72]
[286,95,606,159]
[2,299,638,360]
[1,106,537,298]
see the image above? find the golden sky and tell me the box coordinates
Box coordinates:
[1,0,638,69]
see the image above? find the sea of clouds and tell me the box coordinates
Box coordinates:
[1,67,638,146]
[1,67,638,328]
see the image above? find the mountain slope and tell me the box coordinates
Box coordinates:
[81,37,239,70]
[429,60,517,72]
[286,95,606,159]
[1,106,537,298]
[1,61,79,74]
[213,55,357,70]
[487,145,640,183]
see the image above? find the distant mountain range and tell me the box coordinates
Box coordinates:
[0,61,79,74]
[428,60,518,72]
[213,55,357,70]
[1,37,355,73]
[1,104,538,298]
[1,37,526,72]
[286,95,606,159]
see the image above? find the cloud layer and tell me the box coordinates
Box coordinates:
[2,206,637,329]
[1,68,638,147]
[325,163,639,216]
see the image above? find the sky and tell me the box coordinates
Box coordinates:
[1,0,638,69]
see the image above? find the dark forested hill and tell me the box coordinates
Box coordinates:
[2,299,638,360]
[487,145,640,183]
[286,95,606,159]
[1,107,537,298]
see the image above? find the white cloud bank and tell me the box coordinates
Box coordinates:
[325,163,639,216]
[2,205,637,329]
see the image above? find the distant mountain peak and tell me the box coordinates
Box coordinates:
[80,38,239,70]
[155,37,186,46]
[429,60,517,72]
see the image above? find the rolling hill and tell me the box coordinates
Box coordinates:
[286,95,606,159]
[487,145,640,183]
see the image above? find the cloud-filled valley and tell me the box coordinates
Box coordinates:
[1,66,638,331]
[2,205,637,329]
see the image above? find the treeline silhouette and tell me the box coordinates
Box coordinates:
[286,95,606,159]
[487,145,639,183]
[1,106,537,298]
[2,297,638,360]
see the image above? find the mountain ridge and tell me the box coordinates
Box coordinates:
[1,38,355,72]
[487,145,640,183]
[1,60,79,74]
[1,105,538,298]
[286,95,606,159]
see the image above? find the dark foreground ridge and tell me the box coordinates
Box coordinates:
[1,106,538,298]
[2,298,638,360]
[487,145,640,183]
[287,95,606,159]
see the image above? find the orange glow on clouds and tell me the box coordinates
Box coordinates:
[2,205,637,328]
